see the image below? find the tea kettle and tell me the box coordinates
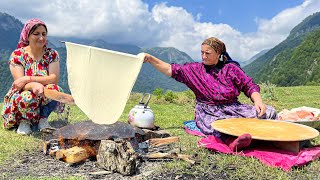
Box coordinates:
[128,93,155,129]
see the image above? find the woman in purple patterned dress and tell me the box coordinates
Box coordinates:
[1,18,64,135]
[143,37,277,151]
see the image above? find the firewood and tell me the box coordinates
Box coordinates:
[144,152,195,164]
[142,129,170,140]
[55,146,90,163]
[42,141,49,155]
[89,170,113,175]
[55,149,66,160]
[97,140,137,176]
[148,136,179,147]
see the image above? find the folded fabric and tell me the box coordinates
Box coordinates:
[185,120,320,171]
[183,120,206,137]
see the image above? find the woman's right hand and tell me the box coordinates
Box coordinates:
[13,76,29,91]
[31,82,45,96]
[143,53,153,63]
[141,52,172,77]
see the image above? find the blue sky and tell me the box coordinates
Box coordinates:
[0,0,319,61]
[143,0,304,33]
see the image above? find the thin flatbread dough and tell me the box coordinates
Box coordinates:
[65,42,144,124]
[211,118,319,141]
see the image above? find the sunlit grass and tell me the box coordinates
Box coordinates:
[0,86,320,179]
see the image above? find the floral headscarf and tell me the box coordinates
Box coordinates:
[17,18,47,49]
[202,37,226,54]
[202,37,240,67]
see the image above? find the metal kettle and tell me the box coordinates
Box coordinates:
[128,93,155,129]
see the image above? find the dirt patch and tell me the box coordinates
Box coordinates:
[0,148,228,179]
[0,148,162,179]
[0,120,226,179]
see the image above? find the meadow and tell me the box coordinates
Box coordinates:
[0,85,319,179]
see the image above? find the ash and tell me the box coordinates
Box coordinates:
[0,148,161,180]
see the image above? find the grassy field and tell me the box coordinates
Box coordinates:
[0,86,320,179]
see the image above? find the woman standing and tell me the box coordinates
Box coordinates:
[2,18,64,135]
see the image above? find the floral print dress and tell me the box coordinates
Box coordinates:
[2,47,64,129]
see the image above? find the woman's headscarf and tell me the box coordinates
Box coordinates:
[202,37,226,55]
[17,18,47,49]
[202,37,240,67]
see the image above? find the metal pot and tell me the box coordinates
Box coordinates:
[128,93,155,129]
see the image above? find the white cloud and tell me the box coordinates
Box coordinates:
[0,0,320,61]
[246,0,320,59]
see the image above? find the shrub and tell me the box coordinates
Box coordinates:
[164,90,177,103]
[259,81,278,101]
[153,88,164,100]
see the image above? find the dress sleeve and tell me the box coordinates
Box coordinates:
[228,64,260,97]
[49,49,60,64]
[8,49,25,67]
[171,63,191,84]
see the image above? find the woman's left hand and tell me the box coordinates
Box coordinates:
[254,101,266,117]
[32,82,45,96]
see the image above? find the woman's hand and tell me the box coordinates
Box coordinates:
[13,76,29,91]
[143,53,153,63]
[251,92,266,117]
[254,101,267,117]
[141,52,172,77]
[31,82,45,96]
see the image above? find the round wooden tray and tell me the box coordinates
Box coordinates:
[211,118,319,141]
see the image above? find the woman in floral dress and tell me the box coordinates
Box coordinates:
[1,18,64,135]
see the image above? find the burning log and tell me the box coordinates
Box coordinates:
[42,120,196,176]
[55,146,90,163]
[148,136,179,147]
[97,140,137,176]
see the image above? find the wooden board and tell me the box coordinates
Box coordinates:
[44,88,75,105]
[211,118,319,141]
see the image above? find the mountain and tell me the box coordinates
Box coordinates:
[0,12,23,61]
[134,47,193,93]
[0,12,195,98]
[243,12,320,86]
[241,49,269,67]
[47,37,141,55]
[0,60,13,98]
[0,13,21,99]
[55,46,193,95]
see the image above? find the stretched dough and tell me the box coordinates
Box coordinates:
[65,42,144,124]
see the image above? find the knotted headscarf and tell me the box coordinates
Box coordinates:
[17,18,47,49]
[202,37,226,54]
[202,37,240,67]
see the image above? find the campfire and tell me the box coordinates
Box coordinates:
[42,121,195,175]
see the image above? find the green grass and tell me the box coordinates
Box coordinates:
[0,86,320,179]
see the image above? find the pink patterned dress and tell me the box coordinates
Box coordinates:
[2,47,64,129]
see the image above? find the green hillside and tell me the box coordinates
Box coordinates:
[244,12,320,86]
[133,47,193,93]
[246,29,320,86]
[0,12,22,51]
